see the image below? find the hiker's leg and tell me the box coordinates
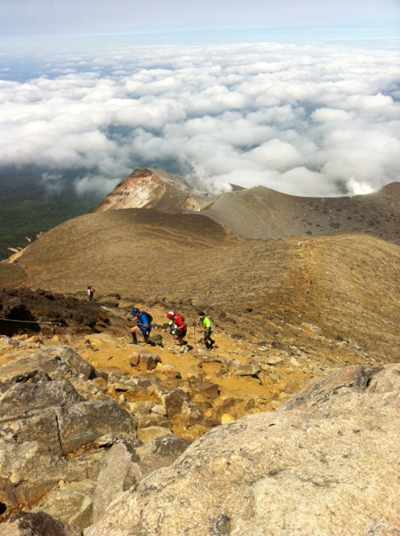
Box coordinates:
[142,327,151,342]
[130,326,141,343]
[204,331,214,349]
[204,332,210,348]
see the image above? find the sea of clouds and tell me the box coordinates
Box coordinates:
[1,41,399,197]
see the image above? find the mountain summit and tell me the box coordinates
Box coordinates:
[96,168,400,243]
[97,168,215,213]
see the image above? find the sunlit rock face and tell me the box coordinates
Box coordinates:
[96,168,212,213]
[85,364,400,536]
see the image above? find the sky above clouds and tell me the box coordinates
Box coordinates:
[0,0,399,197]
[2,0,399,42]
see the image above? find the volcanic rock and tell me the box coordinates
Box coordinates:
[92,442,141,523]
[0,344,138,522]
[84,364,400,536]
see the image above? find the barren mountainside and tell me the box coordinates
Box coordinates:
[2,170,400,367]
[97,168,400,243]
[1,168,400,534]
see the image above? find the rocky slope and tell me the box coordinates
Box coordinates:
[2,209,399,366]
[1,324,399,535]
[0,169,399,534]
[85,364,400,536]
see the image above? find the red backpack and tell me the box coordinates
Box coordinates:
[174,314,186,328]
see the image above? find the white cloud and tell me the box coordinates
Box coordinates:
[249,139,304,171]
[0,41,399,197]
[311,108,353,123]
[346,177,375,195]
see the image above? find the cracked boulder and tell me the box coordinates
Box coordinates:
[0,346,138,522]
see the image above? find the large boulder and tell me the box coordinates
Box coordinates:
[0,345,138,522]
[32,480,97,529]
[0,346,95,384]
[85,364,400,536]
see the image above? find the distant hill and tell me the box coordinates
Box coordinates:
[96,168,400,245]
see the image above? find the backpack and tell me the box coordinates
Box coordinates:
[141,311,153,324]
[175,313,185,324]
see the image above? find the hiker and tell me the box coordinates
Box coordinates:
[196,312,215,350]
[166,311,187,346]
[87,284,95,301]
[129,308,152,344]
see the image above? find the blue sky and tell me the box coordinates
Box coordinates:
[1,0,399,52]
[0,1,399,197]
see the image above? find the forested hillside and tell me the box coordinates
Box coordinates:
[0,172,100,259]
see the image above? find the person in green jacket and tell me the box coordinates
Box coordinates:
[197,312,215,350]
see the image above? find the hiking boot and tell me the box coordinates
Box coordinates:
[131,333,138,345]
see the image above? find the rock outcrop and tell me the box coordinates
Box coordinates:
[85,364,400,536]
[0,336,197,529]
[0,345,137,521]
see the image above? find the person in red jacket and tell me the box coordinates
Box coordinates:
[167,311,187,346]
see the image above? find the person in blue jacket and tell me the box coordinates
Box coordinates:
[130,308,152,344]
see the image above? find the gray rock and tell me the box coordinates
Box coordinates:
[0,347,95,385]
[92,443,141,523]
[137,352,161,372]
[233,363,261,377]
[33,480,97,529]
[84,364,400,536]
[0,379,82,424]
[58,401,137,454]
[136,414,169,430]
[137,426,172,444]
[162,388,190,418]
[0,441,101,515]
[188,379,220,400]
[0,344,137,520]
[135,434,190,477]
[0,441,67,508]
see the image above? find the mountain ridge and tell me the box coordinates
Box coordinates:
[96,168,400,244]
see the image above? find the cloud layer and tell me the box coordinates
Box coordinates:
[1,41,399,197]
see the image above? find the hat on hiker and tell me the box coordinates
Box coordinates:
[198,312,205,318]
[167,311,175,320]
[131,308,140,316]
